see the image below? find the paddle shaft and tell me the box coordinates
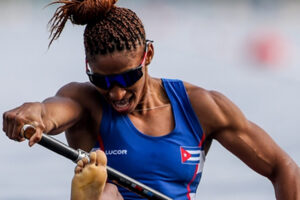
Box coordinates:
[22,125,172,200]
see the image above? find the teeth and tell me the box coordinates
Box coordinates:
[114,99,129,108]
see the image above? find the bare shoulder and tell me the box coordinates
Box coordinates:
[56,82,98,99]
[183,81,248,138]
[56,82,103,110]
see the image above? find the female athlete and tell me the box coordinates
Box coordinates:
[3,0,300,199]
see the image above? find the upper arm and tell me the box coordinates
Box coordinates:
[53,82,103,151]
[186,84,292,180]
[209,91,288,179]
[42,82,86,134]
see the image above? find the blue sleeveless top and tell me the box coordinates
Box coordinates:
[93,79,206,200]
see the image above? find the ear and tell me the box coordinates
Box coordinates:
[145,42,154,66]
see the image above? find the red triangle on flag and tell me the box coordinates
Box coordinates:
[180,147,191,163]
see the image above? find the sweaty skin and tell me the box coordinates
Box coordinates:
[3,43,300,199]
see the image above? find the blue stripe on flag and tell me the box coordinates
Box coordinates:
[181,146,202,165]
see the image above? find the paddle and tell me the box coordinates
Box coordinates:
[21,124,172,200]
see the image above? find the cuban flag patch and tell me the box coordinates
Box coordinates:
[180,146,205,165]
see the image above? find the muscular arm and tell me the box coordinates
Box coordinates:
[34,82,101,151]
[33,82,101,151]
[216,120,300,199]
[54,82,103,151]
[186,84,300,199]
[3,82,86,146]
[42,92,83,135]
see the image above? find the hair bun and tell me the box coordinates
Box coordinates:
[70,0,118,25]
[48,0,117,47]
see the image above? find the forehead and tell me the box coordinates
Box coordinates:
[88,47,144,75]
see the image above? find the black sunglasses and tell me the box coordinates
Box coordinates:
[86,40,153,90]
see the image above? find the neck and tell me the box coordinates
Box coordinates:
[133,76,169,114]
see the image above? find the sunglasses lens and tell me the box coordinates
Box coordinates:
[87,60,144,90]
[88,67,143,90]
[88,74,109,90]
[123,67,143,87]
[110,75,127,88]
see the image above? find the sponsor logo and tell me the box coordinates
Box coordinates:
[105,149,127,155]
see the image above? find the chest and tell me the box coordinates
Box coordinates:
[128,106,174,137]
[101,125,205,184]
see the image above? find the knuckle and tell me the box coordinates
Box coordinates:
[37,123,45,131]
[14,115,26,124]
[5,112,14,120]
[22,102,32,107]
[37,126,44,134]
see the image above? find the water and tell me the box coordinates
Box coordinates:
[1,1,299,199]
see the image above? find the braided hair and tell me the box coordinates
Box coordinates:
[48,0,146,58]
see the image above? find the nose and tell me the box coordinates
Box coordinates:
[108,85,127,101]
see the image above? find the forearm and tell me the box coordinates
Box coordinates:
[271,161,300,200]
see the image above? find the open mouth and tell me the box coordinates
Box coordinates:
[111,97,133,113]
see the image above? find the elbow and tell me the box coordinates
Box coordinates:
[268,159,300,199]
[267,157,300,184]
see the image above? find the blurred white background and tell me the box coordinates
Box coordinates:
[1,0,300,199]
